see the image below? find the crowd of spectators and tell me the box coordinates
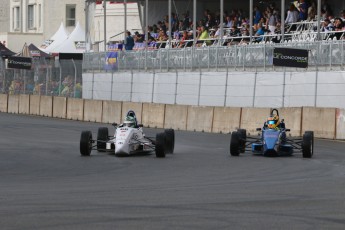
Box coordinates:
[110,0,345,51]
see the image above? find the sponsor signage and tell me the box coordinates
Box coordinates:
[7,56,32,70]
[273,48,308,68]
[104,52,118,71]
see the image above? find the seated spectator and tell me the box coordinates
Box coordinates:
[196,26,212,47]
[134,31,144,43]
[177,30,189,48]
[322,18,335,33]
[254,23,265,42]
[156,29,168,48]
[333,17,345,40]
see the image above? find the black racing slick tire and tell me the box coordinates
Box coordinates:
[237,129,247,153]
[155,132,166,158]
[97,127,109,152]
[164,129,175,154]
[302,131,314,158]
[230,131,240,156]
[80,131,92,156]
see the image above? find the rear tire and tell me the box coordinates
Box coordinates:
[80,131,92,156]
[164,129,175,154]
[155,132,166,158]
[97,127,109,152]
[302,131,314,158]
[230,131,240,156]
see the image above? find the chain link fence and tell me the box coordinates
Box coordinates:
[83,40,345,73]
[0,57,83,98]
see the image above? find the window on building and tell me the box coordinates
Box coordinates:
[28,5,34,29]
[66,5,76,27]
[13,7,20,30]
[38,4,41,28]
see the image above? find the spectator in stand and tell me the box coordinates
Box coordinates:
[134,31,144,43]
[322,18,335,33]
[124,31,134,50]
[182,11,190,30]
[321,0,333,17]
[205,13,215,29]
[254,23,265,42]
[177,30,189,48]
[285,4,299,25]
[308,1,317,21]
[196,26,211,47]
[333,17,345,40]
[267,9,279,34]
[341,10,345,20]
[298,0,309,21]
[156,29,168,48]
[225,16,233,28]
[253,6,262,25]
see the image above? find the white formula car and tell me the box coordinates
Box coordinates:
[79,110,175,158]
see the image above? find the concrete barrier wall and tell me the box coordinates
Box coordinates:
[164,104,188,130]
[8,95,19,114]
[212,107,241,134]
[0,94,8,112]
[142,103,165,128]
[84,99,103,122]
[102,101,122,124]
[19,95,30,114]
[240,108,271,135]
[2,92,344,140]
[29,95,40,115]
[40,96,53,117]
[187,106,214,132]
[336,108,345,140]
[279,107,302,137]
[302,107,336,139]
[66,98,84,121]
[121,102,143,123]
[53,97,67,119]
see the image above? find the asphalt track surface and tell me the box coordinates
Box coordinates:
[1,113,345,230]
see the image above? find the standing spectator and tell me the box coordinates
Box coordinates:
[253,6,262,25]
[341,10,345,20]
[298,0,308,21]
[124,31,134,51]
[308,1,317,21]
[267,10,279,34]
[285,4,299,24]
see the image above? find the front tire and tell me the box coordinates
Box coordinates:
[164,129,175,154]
[80,131,92,156]
[97,127,109,152]
[302,131,314,158]
[155,132,166,158]
[237,129,247,153]
[230,131,240,156]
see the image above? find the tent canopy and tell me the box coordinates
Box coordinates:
[0,43,16,58]
[48,22,86,54]
[21,43,51,58]
[40,22,69,53]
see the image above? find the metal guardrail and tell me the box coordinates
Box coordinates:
[83,40,345,72]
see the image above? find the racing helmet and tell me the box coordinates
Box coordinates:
[123,115,136,127]
[267,115,280,129]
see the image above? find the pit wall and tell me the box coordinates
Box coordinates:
[2,93,345,140]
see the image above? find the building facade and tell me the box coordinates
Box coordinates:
[0,0,85,52]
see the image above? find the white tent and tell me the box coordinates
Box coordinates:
[40,22,69,53]
[51,22,86,53]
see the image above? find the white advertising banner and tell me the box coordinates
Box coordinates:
[153,72,177,104]
[93,73,112,100]
[112,72,132,102]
